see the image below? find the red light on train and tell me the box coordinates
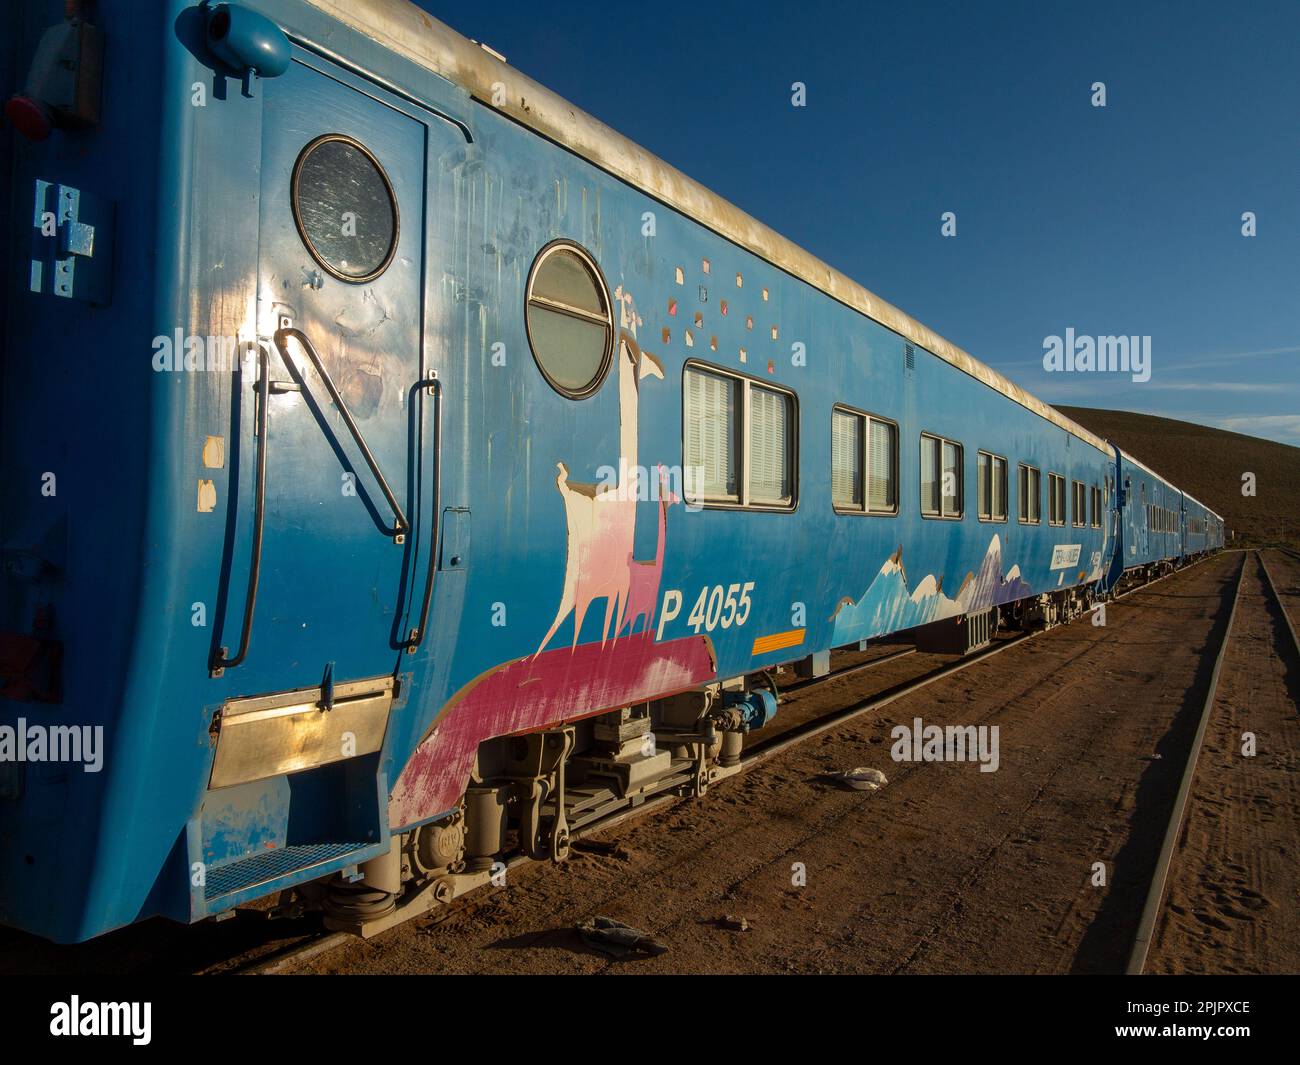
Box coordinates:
[4,95,54,142]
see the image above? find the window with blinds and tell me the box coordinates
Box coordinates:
[921,432,962,518]
[920,434,940,516]
[978,451,1008,522]
[683,365,741,502]
[870,419,897,512]
[749,385,792,505]
[942,441,962,516]
[831,406,897,515]
[1048,473,1066,526]
[1018,463,1041,524]
[682,362,796,509]
[831,409,863,508]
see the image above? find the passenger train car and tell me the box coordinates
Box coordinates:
[1182,492,1222,560]
[0,0,1222,942]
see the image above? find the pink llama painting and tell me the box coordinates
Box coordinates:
[618,465,678,639]
[534,287,666,655]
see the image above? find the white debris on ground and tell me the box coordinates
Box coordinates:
[832,767,889,792]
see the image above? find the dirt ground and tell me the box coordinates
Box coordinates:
[1147,551,1300,974]
[7,551,1293,976]
[280,552,1279,975]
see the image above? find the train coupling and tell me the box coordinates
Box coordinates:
[716,687,778,733]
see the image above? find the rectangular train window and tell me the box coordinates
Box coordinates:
[1071,480,1087,527]
[1047,472,1066,526]
[1090,485,1102,528]
[921,432,963,519]
[683,364,741,502]
[1018,463,1041,524]
[831,409,863,509]
[749,384,794,505]
[832,406,897,515]
[683,361,796,509]
[977,451,1008,522]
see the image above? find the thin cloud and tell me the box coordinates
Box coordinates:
[994,344,1300,373]
[1212,414,1300,444]
[1141,381,1291,393]
[1178,346,1300,368]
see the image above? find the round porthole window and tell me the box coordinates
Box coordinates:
[525,241,614,398]
[291,135,399,282]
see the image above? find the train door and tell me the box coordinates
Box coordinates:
[212,55,442,698]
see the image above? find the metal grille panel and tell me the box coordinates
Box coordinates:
[204,841,366,901]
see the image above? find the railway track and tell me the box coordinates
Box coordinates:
[233,552,1224,975]
[1127,549,1300,974]
[1258,550,1300,665]
[775,646,917,696]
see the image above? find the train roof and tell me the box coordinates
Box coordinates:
[1118,447,1176,488]
[1118,449,1223,521]
[1180,489,1222,521]
[303,0,1113,455]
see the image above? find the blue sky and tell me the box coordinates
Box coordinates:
[421,0,1300,445]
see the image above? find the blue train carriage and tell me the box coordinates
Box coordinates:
[815,382,1118,647]
[1180,491,1221,560]
[1115,449,1184,576]
[1209,512,1224,551]
[1,0,1114,943]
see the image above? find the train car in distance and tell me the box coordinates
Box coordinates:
[1180,490,1223,561]
[1116,448,1195,578]
[0,0,1220,943]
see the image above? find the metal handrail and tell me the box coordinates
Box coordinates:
[212,332,436,672]
[274,326,409,541]
[403,376,442,652]
[211,342,270,676]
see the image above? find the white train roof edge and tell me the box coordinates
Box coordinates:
[1118,448,1223,521]
[302,0,1113,455]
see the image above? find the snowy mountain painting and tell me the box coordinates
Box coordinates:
[830,534,1034,646]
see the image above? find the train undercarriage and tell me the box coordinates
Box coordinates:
[254,550,1224,939]
[299,579,1137,938]
[307,678,778,937]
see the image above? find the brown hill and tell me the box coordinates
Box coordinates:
[1055,407,1299,549]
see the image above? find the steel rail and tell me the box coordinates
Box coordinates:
[1125,550,1248,975]
[745,634,1030,767]
[1258,551,1300,667]
[778,646,918,695]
